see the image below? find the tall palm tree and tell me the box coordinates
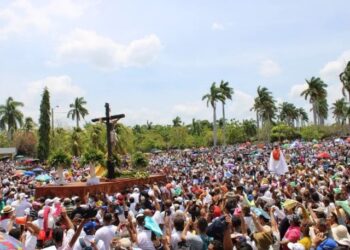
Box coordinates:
[251,86,276,127]
[300,77,327,125]
[279,102,298,127]
[332,98,348,125]
[296,108,308,127]
[172,116,182,127]
[218,80,234,146]
[317,98,328,126]
[0,97,24,139]
[67,97,89,129]
[202,82,224,146]
[22,117,36,132]
[340,61,350,124]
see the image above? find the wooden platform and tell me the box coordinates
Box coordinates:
[35,175,166,200]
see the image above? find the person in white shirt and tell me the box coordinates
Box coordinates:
[73,221,105,250]
[11,193,31,217]
[130,188,140,204]
[95,213,117,250]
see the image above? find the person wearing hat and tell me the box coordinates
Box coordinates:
[73,221,105,250]
[0,204,15,232]
[332,225,350,248]
[11,192,31,217]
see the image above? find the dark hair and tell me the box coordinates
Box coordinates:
[311,192,320,202]
[53,227,64,243]
[174,217,185,231]
[9,228,21,240]
[197,217,208,233]
[104,213,113,223]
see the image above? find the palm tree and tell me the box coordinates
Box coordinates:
[340,61,350,124]
[317,98,328,125]
[296,108,308,127]
[279,102,298,127]
[332,98,348,125]
[22,117,36,132]
[251,86,276,128]
[67,97,89,129]
[0,97,24,139]
[218,80,234,146]
[202,82,224,146]
[172,116,182,127]
[300,77,327,125]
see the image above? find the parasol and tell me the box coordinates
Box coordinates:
[35,174,52,182]
[0,232,24,250]
[317,152,331,159]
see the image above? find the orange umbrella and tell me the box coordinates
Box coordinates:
[317,152,330,159]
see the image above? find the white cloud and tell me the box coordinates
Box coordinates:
[320,50,350,82]
[55,29,162,70]
[18,75,85,126]
[211,21,225,31]
[289,83,307,98]
[259,59,282,77]
[0,0,93,39]
[226,90,255,120]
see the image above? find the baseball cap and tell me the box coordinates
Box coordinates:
[83,221,97,233]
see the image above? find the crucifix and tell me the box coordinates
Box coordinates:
[91,103,125,179]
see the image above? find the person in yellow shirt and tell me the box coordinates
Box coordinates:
[298,223,312,250]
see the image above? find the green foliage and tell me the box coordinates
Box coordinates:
[242,119,257,138]
[120,170,150,179]
[13,131,37,156]
[300,126,323,141]
[0,132,10,147]
[132,151,149,168]
[38,87,51,161]
[81,149,104,166]
[67,97,89,129]
[49,150,71,168]
[0,97,24,140]
[271,124,299,142]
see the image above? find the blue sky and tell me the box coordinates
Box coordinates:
[0,0,349,126]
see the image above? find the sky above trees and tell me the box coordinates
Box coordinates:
[0,0,349,126]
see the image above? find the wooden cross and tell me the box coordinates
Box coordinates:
[91,103,125,179]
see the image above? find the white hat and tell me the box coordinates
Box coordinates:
[332,225,350,247]
[53,197,60,204]
[287,242,305,250]
[133,188,139,193]
[45,199,53,205]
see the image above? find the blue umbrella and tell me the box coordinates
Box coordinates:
[24,171,35,176]
[32,167,44,173]
[251,207,270,220]
[35,174,51,182]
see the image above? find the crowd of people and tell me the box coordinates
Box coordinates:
[1,138,350,249]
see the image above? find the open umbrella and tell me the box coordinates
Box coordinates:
[14,170,23,177]
[32,167,44,173]
[35,174,51,182]
[24,171,35,176]
[0,232,24,249]
[317,152,331,159]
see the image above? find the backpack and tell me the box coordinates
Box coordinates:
[79,238,99,250]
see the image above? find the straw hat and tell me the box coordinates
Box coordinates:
[1,205,15,214]
[282,199,298,210]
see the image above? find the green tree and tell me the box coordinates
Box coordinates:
[296,108,308,127]
[67,97,89,129]
[218,80,234,146]
[0,97,24,140]
[49,150,71,185]
[132,151,149,168]
[332,98,348,125]
[300,77,327,125]
[251,86,276,128]
[38,88,51,161]
[316,98,328,126]
[202,82,224,146]
[172,116,182,127]
[22,117,36,132]
[279,102,298,127]
[340,61,350,124]
[242,119,257,138]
